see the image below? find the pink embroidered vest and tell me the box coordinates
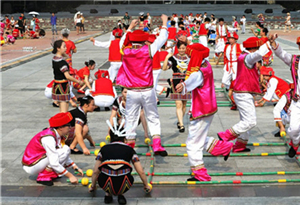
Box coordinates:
[22,128,57,166]
[190,61,217,120]
[233,53,261,94]
[291,55,300,102]
[116,45,153,89]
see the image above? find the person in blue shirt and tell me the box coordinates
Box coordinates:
[208,30,217,46]
[51,13,58,35]
[167,17,171,28]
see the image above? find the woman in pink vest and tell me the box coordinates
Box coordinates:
[176,39,233,182]
[22,113,83,186]
[269,35,300,158]
[217,37,271,153]
[116,15,168,156]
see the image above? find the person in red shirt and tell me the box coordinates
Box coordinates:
[75,60,96,94]
[61,28,77,75]
[5,15,11,30]
[28,29,38,39]
[166,20,177,53]
[12,28,19,38]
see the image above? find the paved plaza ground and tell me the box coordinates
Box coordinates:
[1,19,300,204]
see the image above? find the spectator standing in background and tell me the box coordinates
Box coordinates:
[123,12,130,27]
[284,12,292,33]
[240,15,246,34]
[81,13,85,33]
[51,13,58,35]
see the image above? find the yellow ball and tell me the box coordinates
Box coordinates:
[106,135,111,142]
[144,138,151,144]
[81,177,89,186]
[94,149,100,156]
[86,169,93,177]
[100,142,106,148]
[145,183,152,193]
[280,131,286,137]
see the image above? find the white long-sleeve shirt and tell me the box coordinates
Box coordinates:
[120,28,168,57]
[182,71,204,95]
[94,40,111,48]
[273,94,290,121]
[263,77,280,101]
[244,42,270,68]
[41,129,74,177]
[272,43,300,96]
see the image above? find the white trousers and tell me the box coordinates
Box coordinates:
[215,38,225,54]
[153,69,162,97]
[94,95,115,107]
[126,88,161,139]
[45,86,75,99]
[232,93,257,141]
[199,36,208,48]
[85,89,115,107]
[242,24,246,33]
[23,145,70,175]
[288,101,300,144]
[222,62,238,89]
[108,62,122,82]
[186,115,215,167]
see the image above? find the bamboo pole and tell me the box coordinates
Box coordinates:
[157,104,231,107]
[132,142,286,148]
[67,178,300,185]
[77,170,300,177]
[130,171,300,176]
[135,152,300,157]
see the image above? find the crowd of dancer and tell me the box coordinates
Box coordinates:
[21,11,300,205]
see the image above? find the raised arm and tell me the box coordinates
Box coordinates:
[150,14,168,57]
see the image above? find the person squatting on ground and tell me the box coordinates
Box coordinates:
[116,15,168,156]
[85,69,115,110]
[269,34,300,158]
[22,112,84,186]
[255,66,290,107]
[74,60,96,94]
[89,120,151,204]
[109,87,150,140]
[66,96,96,155]
[176,37,233,182]
[217,36,272,153]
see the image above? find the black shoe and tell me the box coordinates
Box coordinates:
[94,107,101,112]
[177,122,180,129]
[179,125,185,133]
[71,148,83,154]
[274,131,281,137]
[165,87,171,98]
[187,177,199,181]
[154,150,168,156]
[105,107,110,111]
[52,102,59,107]
[118,195,127,205]
[37,180,53,186]
[288,147,297,158]
[224,153,230,161]
[157,100,160,105]
[104,195,113,204]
